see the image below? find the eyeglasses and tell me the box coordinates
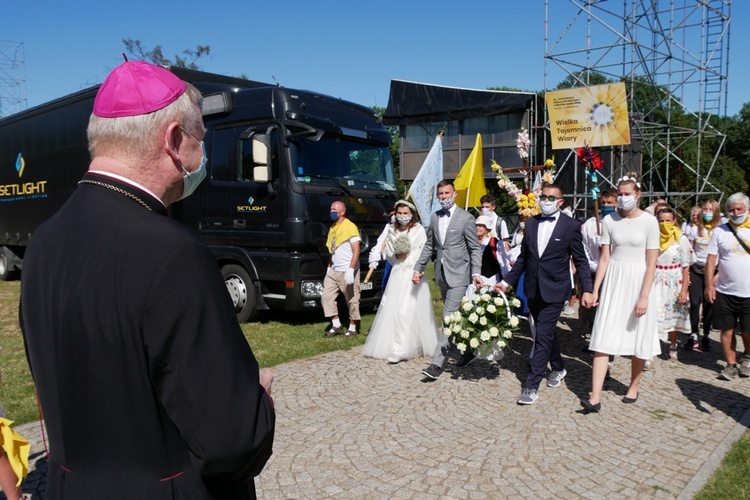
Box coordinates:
[539,195,561,202]
[180,127,203,146]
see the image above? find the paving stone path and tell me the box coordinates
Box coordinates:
[6,307,750,499]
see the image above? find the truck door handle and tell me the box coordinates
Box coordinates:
[233,219,246,228]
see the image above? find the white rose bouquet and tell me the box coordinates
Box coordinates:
[444,287,522,357]
[392,233,411,259]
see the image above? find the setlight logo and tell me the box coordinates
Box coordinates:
[16,153,25,177]
[0,152,48,202]
[236,195,267,213]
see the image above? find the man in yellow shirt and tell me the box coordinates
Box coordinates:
[324,200,361,336]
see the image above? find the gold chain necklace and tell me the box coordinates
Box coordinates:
[78,179,153,212]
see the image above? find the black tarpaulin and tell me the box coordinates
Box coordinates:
[383,80,535,125]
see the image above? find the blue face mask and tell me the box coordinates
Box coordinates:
[330,211,339,221]
[179,128,208,200]
[702,212,714,222]
[600,205,616,217]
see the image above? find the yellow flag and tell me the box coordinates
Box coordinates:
[454,133,487,208]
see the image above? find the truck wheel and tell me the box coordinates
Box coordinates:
[221,264,258,323]
[0,253,8,281]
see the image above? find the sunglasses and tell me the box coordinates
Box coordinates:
[539,195,561,202]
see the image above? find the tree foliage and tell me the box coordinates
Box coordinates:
[725,102,750,180]
[122,38,210,70]
[554,70,613,90]
[372,106,405,197]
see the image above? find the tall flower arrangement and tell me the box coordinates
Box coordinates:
[541,158,556,185]
[516,128,530,160]
[576,145,603,171]
[491,128,557,219]
[577,144,604,234]
[492,160,538,218]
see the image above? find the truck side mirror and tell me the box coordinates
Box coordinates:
[252,135,272,183]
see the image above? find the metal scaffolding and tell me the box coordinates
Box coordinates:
[0,40,27,118]
[544,0,731,214]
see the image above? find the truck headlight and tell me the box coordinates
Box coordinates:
[301,280,324,298]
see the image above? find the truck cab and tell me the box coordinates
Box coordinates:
[178,70,398,321]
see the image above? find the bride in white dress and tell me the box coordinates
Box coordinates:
[363,200,438,363]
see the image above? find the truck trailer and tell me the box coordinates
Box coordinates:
[0,67,398,321]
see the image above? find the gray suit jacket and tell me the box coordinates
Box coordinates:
[414,206,482,289]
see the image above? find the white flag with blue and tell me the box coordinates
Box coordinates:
[407,135,443,228]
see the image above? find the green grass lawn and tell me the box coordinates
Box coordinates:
[695,430,750,499]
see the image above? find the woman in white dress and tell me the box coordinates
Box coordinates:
[581,172,660,412]
[363,200,438,363]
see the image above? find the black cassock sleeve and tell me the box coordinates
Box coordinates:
[142,239,275,486]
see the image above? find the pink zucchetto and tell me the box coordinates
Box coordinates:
[93,61,187,118]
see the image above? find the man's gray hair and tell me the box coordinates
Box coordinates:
[725,192,750,212]
[87,83,203,159]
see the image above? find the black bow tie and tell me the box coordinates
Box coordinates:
[438,210,451,217]
[539,216,555,222]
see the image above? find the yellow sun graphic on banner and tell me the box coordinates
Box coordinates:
[546,82,631,149]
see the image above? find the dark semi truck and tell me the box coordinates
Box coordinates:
[0,67,398,321]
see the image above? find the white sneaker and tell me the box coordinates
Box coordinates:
[547,369,567,388]
[517,388,539,405]
[561,306,576,317]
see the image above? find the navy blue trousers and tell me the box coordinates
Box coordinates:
[526,295,566,390]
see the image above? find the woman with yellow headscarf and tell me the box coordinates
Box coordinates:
[653,207,696,360]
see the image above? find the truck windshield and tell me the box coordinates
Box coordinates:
[289,136,396,192]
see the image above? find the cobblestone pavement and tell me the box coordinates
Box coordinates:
[6,307,750,499]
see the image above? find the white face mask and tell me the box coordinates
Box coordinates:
[729,212,748,225]
[179,129,208,200]
[481,208,494,217]
[396,215,412,225]
[438,196,455,210]
[617,195,637,211]
[540,200,559,216]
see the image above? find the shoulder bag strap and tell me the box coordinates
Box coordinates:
[727,223,750,255]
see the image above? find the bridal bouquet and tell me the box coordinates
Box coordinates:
[392,233,411,256]
[444,287,521,355]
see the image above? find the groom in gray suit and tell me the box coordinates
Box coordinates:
[413,180,483,379]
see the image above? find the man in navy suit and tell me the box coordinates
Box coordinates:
[496,184,594,405]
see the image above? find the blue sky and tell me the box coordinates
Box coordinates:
[2,1,747,118]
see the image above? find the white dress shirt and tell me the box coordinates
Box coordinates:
[537,211,560,256]
[438,204,456,245]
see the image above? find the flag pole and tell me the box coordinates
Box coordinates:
[363,234,388,284]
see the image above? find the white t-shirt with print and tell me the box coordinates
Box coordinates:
[707,224,750,297]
